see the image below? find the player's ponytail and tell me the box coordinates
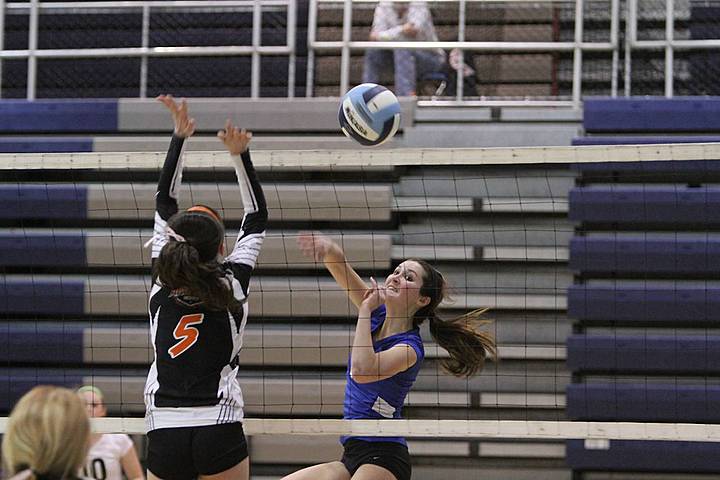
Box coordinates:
[411,258,497,378]
[153,209,240,311]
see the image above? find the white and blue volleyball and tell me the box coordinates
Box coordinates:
[339,83,401,146]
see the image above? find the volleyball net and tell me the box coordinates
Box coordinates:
[3,143,720,476]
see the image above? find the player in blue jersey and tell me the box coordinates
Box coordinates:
[283,233,496,480]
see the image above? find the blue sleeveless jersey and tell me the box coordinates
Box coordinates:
[341,305,425,446]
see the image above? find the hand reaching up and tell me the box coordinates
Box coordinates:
[217,119,252,155]
[360,277,386,312]
[297,232,343,263]
[157,94,196,138]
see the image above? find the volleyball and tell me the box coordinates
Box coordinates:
[338,83,401,146]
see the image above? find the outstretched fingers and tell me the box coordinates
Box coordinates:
[218,119,252,155]
[157,94,195,137]
[297,232,325,261]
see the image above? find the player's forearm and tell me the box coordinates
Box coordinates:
[324,254,366,308]
[350,308,377,376]
[155,134,185,220]
[374,25,403,41]
[231,150,268,233]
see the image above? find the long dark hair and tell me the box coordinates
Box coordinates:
[152,206,238,311]
[410,258,497,378]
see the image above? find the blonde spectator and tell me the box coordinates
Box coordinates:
[76,386,144,480]
[2,386,90,480]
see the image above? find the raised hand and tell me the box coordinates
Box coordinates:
[297,232,342,262]
[217,119,252,155]
[157,94,196,138]
[360,276,386,312]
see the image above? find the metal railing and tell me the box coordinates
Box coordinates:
[0,0,718,103]
[0,0,296,99]
[307,0,621,106]
[626,0,717,97]
[307,0,720,104]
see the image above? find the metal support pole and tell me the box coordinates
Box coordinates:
[27,0,39,99]
[339,0,352,95]
[624,0,635,96]
[306,0,317,97]
[251,0,261,98]
[609,0,619,96]
[0,0,6,98]
[571,0,584,107]
[286,0,296,98]
[665,0,674,97]
[140,3,150,98]
[456,0,466,100]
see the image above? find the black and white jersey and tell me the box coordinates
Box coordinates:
[144,135,267,431]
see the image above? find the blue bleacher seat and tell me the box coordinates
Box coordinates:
[567,284,720,323]
[566,334,720,373]
[566,440,720,473]
[0,100,118,132]
[584,97,720,133]
[566,383,720,422]
[0,324,84,363]
[0,369,84,411]
[0,185,87,219]
[0,232,86,266]
[569,186,720,224]
[569,236,720,274]
[0,278,85,315]
[0,138,93,153]
[573,159,720,174]
[572,135,720,145]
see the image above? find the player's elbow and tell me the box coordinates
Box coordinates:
[350,362,378,383]
[350,370,377,384]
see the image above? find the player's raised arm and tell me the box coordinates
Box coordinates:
[151,95,196,260]
[218,120,268,294]
[297,232,368,308]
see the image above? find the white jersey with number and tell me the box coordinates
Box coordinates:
[81,434,133,480]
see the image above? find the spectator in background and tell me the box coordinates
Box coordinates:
[76,386,144,480]
[446,48,477,97]
[2,386,91,480]
[363,1,447,96]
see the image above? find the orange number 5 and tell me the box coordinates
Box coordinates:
[168,313,204,359]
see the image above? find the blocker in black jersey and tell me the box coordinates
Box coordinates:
[144,131,267,430]
[142,98,266,480]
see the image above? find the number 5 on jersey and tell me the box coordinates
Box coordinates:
[169,313,204,358]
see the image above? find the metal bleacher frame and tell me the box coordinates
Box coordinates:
[0,0,716,104]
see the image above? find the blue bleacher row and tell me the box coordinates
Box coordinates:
[566,153,720,476]
[8,183,720,223]
[4,97,720,152]
[0,96,411,149]
[575,98,720,145]
[569,186,720,224]
[566,440,720,474]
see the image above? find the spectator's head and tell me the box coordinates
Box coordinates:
[2,386,91,480]
[393,2,408,16]
[77,385,106,418]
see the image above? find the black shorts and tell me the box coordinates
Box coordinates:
[147,422,248,479]
[341,439,412,480]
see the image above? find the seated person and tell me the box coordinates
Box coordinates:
[363,1,447,97]
[77,386,144,480]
